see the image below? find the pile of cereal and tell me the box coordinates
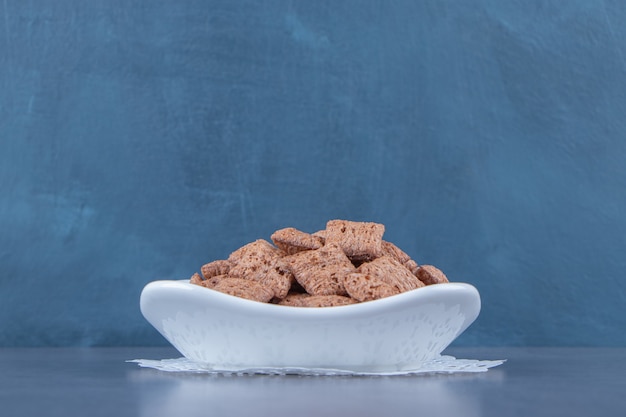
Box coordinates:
[189,220,449,307]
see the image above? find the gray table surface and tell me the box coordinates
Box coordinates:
[1,347,624,417]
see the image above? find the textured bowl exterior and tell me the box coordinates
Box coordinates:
[140,280,480,371]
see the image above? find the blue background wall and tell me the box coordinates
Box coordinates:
[1,0,625,347]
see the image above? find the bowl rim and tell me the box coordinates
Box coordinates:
[141,279,481,321]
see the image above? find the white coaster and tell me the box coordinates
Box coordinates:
[128,355,505,376]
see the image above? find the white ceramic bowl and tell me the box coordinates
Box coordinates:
[140,280,481,372]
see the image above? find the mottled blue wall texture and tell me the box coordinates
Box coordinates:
[1,0,625,346]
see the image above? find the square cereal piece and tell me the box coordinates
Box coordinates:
[415,265,449,285]
[270,227,323,255]
[356,256,424,293]
[381,241,411,264]
[343,272,400,302]
[276,292,310,305]
[211,277,274,303]
[228,239,292,299]
[278,293,356,307]
[382,240,419,274]
[325,220,385,262]
[404,259,419,275]
[311,229,327,244]
[200,274,228,289]
[190,272,203,286]
[201,259,232,279]
[228,239,281,264]
[284,243,355,296]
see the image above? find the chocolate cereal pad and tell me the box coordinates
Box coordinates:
[189,220,450,306]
